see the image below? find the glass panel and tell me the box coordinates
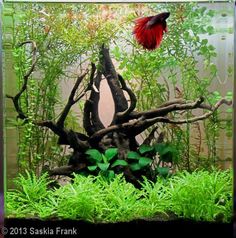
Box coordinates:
[2,1,234,226]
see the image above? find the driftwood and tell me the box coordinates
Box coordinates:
[7,41,232,182]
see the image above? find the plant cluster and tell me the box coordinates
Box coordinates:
[4,3,131,172]
[3,2,233,226]
[112,3,233,170]
[81,142,177,181]
[4,3,232,187]
[4,2,233,174]
[6,169,233,223]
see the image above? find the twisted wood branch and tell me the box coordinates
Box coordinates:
[89,98,232,141]
[116,74,137,121]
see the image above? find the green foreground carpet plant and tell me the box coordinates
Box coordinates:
[6,169,232,223]
[168,169,233,222]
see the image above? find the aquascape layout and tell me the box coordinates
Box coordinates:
[2,2,234,236]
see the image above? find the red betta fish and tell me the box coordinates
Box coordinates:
[133,12,170,50]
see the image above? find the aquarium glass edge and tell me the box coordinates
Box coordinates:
[0,0,234,226]
[2,0,234,3]
[0,0,4,230]
[234,0,236,213]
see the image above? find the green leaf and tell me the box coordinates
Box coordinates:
[107,170,115,179]
[100,170,115,180]
[111,160,128,168]
[154,143,168,155]
[201,39,208,45]
[130,163,142,171]
[209,45,215,51]
[85,149,102,162]
[127,151,140,160]
[226,108,232,113]
[113,46,121,59]
[102,154,108,163]
[207,26,214,35]
[226,91,233,101]
[139,157,152,167]
[97,163,110,171]
[105,148,118,161]
[156,167,170,177]
[213,91,220,96]
[207,9,215,17]
[87,165,97,171]
[154,143,177,163]
[200,46,208,54]
[161,146,175,155]
[138,144,154,154]
[155,143,176,155]
[228,66,233,75]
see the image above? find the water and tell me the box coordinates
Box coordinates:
[3,2,233,188]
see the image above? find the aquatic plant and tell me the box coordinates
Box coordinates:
[6,169,233,222]
[5,3,127,172]
[113,3,233,170]
[127,142,178,179]
[81,143,177,181]
[6,40,231,185]
[6,171,53,218]
[169,169,233,222]
[84,147,126,179]
[4,3,233,182]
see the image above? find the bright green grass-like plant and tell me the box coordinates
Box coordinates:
[6,171,53,218]
[169,169,233,222]
[6,169,232,223]
[53,175,106,221]
[96,175,146,222]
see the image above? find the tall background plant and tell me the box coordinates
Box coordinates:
[112,3,233,171]
[3,2,233,176]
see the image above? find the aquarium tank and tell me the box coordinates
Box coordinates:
[1,1,234,236]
